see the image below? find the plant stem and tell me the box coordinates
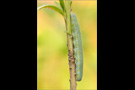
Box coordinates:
[65,0,77,90]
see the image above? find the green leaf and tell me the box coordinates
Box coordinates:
[59,0,65,12]
[54,1,60,7]
[70,1,72,6]
[37,5,64,16]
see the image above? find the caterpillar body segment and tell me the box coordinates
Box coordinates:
[71,12,83,81]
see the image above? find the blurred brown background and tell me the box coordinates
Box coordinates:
[37,0,97,89]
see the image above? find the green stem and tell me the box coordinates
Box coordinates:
[65,0,77,90]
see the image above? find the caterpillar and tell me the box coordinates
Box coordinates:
[71,12,83,81]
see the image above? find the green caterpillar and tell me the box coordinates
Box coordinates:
[71,12,83,81]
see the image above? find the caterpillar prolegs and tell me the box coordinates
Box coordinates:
[71,12,83,81]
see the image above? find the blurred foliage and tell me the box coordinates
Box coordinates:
[37,0,97,90]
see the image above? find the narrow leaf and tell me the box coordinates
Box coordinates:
[59,0,65,12]
[70,1,72,6]
[37,5,64,16]
[54,1,60,8]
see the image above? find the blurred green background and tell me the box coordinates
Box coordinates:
[37,0,97,90]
